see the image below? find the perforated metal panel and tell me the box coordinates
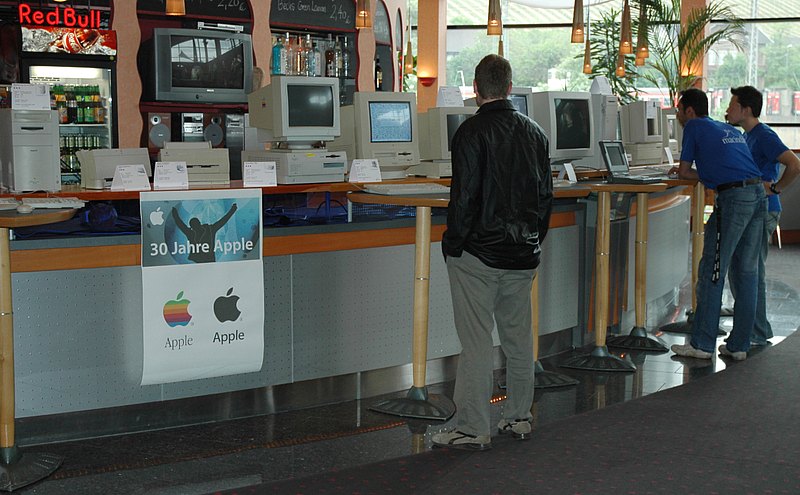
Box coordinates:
[538,225,581,335]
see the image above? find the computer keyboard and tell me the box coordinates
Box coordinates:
[20,197,86,209]
[363,183,451,196]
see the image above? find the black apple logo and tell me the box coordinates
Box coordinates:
[214,287,241,322]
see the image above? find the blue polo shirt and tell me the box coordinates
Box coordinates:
[680,116,761,191]
[746,123,788,212]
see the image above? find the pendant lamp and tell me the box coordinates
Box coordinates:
[404,27,414,75]
[615,51,626,77]
[583,36,592,73]
[619,0,633,55]
[166,0,186,16]
[571,0,584,43]
[635,5,649,61]
[498,38,504,57]
[487,0,503,36]
[356,0,372,29]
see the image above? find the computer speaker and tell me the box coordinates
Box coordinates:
[147,113,171,152]
[203,114,225,148]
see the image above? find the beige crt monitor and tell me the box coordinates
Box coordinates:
[76,147,152,189]
[418,106,477,161]
[327,91,420,180]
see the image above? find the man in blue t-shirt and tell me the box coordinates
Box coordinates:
[725,86,800,346]
[669,88,767,361]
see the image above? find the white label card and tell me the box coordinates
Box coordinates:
[664,147,676,165]
[154,161,189,190]
[243,161,277,187]
[349,159,382,183]
[11,83,50,110]
[111,165,151,191]
[437,86,464,107]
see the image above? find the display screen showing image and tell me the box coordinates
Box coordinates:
[170,35,245,90]
[555,98,590,150]
[446,114,472,151]
[509,95,529,117]
[287,85,335,127]
[603,142,629,173]
[369,102,412,142]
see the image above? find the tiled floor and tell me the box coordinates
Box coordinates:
[14,244,800,495]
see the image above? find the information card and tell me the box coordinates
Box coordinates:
[11,83,50,110]
[243,161,277,187]
[348,159,382,183]
[154,161,190,190]
[110,165,151,191]
[437,86,464,107]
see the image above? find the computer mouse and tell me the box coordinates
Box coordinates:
[16,204,33,214]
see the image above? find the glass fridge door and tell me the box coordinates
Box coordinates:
[28,65,113,184]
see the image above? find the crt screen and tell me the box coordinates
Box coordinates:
[509,95,529,116]
[287,85,335,127]
[170,35,245,90]
[369,102,413,142]
[446,114,472,151]
[554,98,590,149]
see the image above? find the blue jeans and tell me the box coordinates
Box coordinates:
[730,210,780,344]
[691,183,766,354]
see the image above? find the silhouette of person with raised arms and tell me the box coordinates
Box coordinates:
[171,203,237,263]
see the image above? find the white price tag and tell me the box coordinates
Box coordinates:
[11,83,50,110]
[243,161,277,187]
[348,159,382,183]
[437,86,464,107]
[110,165,151,191]
[153,161,189,190]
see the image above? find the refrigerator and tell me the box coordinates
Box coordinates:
[18,26,118,185]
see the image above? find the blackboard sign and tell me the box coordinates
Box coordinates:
[137,0,252,20]
[373,1,390,44]
[269,0,355,32]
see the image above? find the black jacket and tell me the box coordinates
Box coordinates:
[442,98,553,270]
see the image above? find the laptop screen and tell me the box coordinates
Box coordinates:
[600,141,630,175]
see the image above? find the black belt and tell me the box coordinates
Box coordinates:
[716,177,761,192]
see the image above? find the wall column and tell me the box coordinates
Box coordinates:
[417,0,447,112]
[681,0,710,90]
[112,1,141,149]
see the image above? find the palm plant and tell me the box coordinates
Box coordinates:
[638,0,744,106]
[586,8,643,104]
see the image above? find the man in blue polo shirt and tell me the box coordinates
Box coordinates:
[725,86,800,346]
[669,88,767,361]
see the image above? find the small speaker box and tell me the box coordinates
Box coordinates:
[203,113,225,148]
[147,113,171,152]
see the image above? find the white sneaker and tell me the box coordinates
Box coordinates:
[671,343,713,359]
[718,344,746,361]
[497,419,532,440]
[432,430,491,451]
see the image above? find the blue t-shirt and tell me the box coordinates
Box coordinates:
[679,116,761,191]
[746,122,788,212]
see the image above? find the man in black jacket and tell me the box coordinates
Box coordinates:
[432,55,554,451]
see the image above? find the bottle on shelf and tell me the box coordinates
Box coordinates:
[295,35,307,76]
[282,33,293,76]
[66,86,77,124]
[304,34,314,76]
[54,85,68,124]
[94,85,104,124]
[325,34,336,77]
[313,40,323,77]
[341,38,351,78]
[375,56,383,91]
[334,36,343,78]
[271,35,283,76]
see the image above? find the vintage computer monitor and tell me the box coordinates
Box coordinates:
[463,86,535,118]
[532,91,594,174]
[573,93,620,171]
[407,106,477,177]
[76,147,152,189]
[662,107,682,160]
[247,76,346,184]
[247,76,341,149]
[620,100,663,165]
[327,91,420,180]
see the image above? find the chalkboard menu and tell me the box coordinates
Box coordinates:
[374,1,390,44]
[269,0,356,32]
[137,0,252,20]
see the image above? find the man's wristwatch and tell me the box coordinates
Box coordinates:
[770,182,780,195]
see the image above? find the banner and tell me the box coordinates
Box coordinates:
[140,190,263,385]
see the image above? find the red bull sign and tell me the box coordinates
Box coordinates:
[18,4,102,29]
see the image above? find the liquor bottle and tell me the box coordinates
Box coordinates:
[271,36,283,75]
[294,35,306,76]
[341,38,351,78]
[334,37,343,78]
[281,33,293,76]
[304,34,314,76]
[375,56,383,91]
[325,35,336,77]
[313,40,323,77]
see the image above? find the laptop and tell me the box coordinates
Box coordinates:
[599,140,664,185]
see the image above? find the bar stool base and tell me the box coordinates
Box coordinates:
[660,312,726,336]
[559,345,636,372]
[498,361,579,390]
[368,386,455,421]
[607,327,669,352]
[0,446,63,492]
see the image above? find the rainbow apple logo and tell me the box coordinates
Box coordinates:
[163,291,192,327]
